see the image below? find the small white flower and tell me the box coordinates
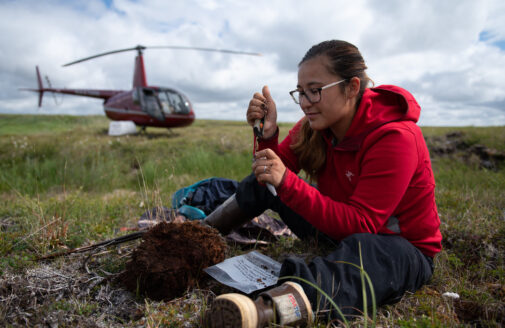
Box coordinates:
[442,292,460,300]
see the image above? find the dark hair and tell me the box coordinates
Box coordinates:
[300,40,370,98]
[291,40,371,181]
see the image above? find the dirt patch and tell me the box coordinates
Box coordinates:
[118,221,227,301]
[454,299,505,325]
[442,228,505,325]
[426,131,505,170]
[0,256,139,327]
[442,227,505,270]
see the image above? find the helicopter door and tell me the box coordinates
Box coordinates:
[140,88,165,121]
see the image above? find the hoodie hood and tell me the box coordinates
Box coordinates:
[329,85,421,151]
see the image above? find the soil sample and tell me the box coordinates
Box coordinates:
[119,221,227,301]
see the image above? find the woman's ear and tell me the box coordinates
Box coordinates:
[348,77,361,99]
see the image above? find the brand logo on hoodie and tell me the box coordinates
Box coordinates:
[345,170,354,182]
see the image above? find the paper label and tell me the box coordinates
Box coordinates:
[204,251,281,294]
[272,293,302,324]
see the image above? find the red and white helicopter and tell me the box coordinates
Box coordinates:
[23,45,260,130]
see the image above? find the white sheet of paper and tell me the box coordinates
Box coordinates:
[204,251,282,294]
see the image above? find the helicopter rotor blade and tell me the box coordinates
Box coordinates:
[148,45,261,56]
[63,45,146,66]
[62,45,260,67]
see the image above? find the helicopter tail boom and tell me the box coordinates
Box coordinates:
[20,66,124,106]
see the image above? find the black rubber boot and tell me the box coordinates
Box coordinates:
[204,281,313,328]
[202,194,254,235]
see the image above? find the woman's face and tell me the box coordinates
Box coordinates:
[297,55,356,136]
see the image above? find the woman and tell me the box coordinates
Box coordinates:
[204,40,441,328]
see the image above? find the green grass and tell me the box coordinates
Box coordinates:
[0,114,108,135]
[0,114,504,327]
[422,126,505,151]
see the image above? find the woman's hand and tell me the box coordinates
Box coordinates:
[252,149,286,188]
[246,85,277,139]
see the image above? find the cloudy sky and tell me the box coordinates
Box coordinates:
[1,0,504,126]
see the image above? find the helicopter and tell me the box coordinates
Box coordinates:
[23,45,261,130]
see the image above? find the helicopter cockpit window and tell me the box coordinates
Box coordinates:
[158,91,175,114]
[165,91,190,114]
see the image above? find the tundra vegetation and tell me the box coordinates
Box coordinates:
[0,114,504,327]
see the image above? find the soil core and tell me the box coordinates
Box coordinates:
[119,221,227,301]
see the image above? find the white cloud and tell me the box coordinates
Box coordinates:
[0,0,504,126]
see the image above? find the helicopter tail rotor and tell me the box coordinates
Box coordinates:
[19,66,45,107]
[36,66,44,107]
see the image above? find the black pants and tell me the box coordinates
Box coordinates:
[236,173,433,321]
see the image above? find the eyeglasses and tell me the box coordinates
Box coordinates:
[289,79,347,105]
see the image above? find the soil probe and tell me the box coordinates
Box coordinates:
[36,230,146,261]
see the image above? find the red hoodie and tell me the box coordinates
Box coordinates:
[259,85,442,257]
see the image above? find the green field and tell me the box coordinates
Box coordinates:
[1,114,504,327]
